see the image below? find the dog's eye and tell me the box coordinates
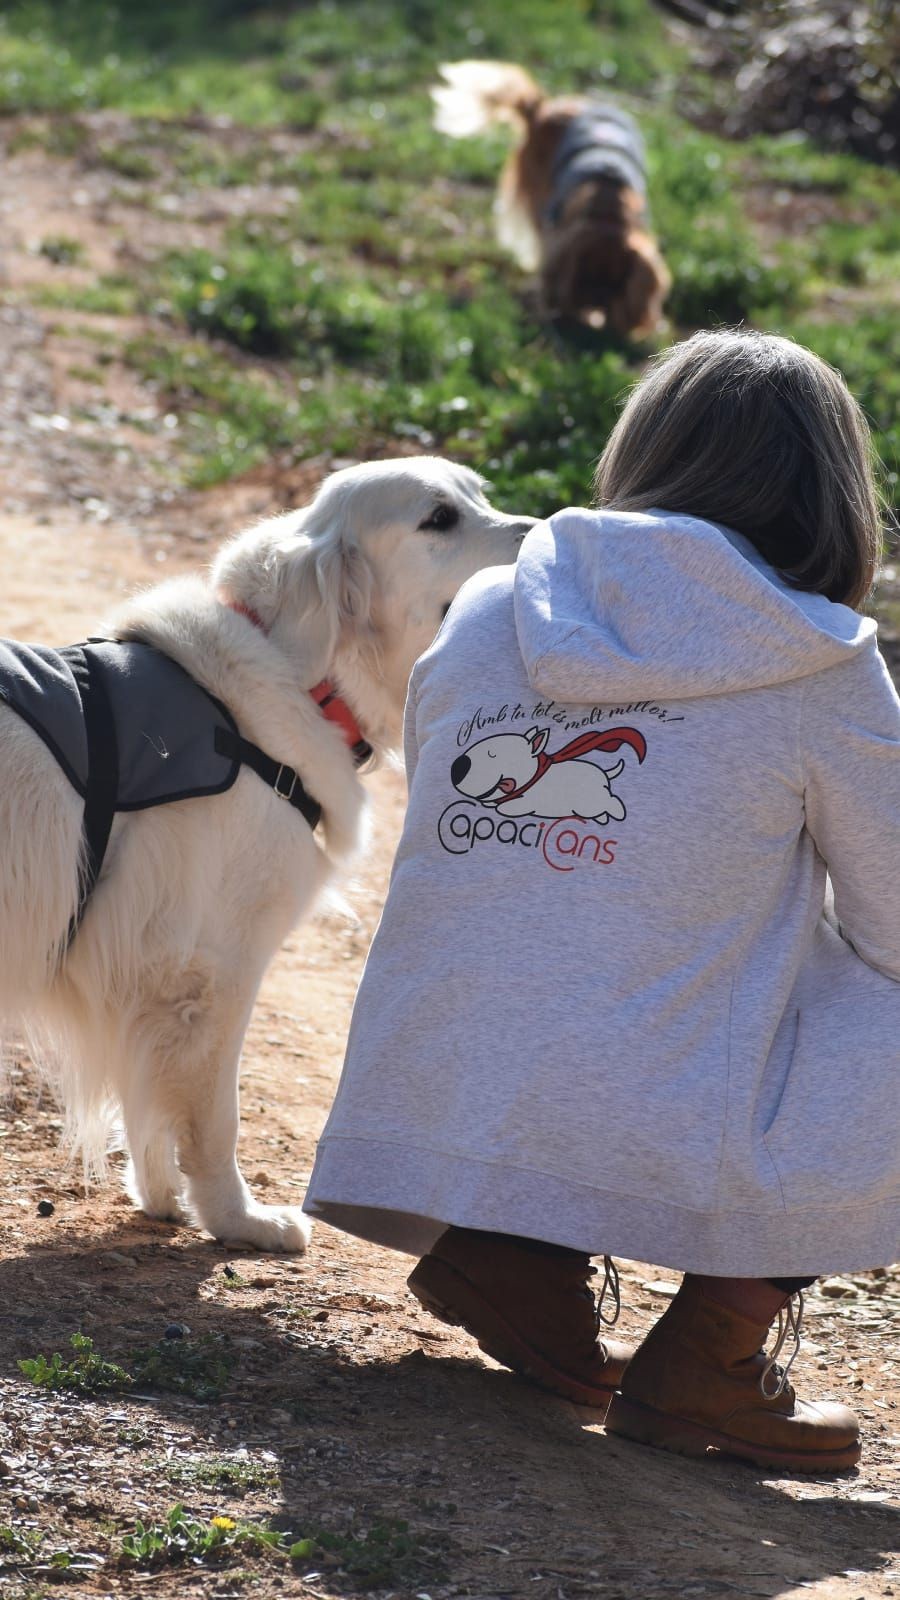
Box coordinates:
[419,503,459,533]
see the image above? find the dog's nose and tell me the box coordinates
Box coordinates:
[451,754,471,787]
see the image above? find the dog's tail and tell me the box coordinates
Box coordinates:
[431,60,543,138]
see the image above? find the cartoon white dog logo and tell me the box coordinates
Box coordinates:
[450,725,647,821]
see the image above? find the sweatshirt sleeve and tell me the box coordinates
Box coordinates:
[802,645,900,980]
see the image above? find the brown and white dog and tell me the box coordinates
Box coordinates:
[432,61,670,336]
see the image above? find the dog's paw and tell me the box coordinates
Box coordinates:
[124,1158,186,1223]
[214,1204,312,1254]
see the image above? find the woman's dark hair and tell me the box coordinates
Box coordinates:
[593,329,884,609]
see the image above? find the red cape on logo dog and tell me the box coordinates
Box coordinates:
[450,725,646,820]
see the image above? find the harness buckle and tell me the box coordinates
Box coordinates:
[274,764,298,802]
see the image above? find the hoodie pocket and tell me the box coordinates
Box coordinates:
[763,993,900,1211]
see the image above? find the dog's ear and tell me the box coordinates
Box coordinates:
[213,478,377,667]
[608,235,670,338]
[274,498,376,661]
[526,726,549,754]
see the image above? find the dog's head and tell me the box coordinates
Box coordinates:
[213,456,535,738]
[542,192,670,338]
[451,729,547,803]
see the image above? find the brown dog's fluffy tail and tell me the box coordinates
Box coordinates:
[431,60,543,138]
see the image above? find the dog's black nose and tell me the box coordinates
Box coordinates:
[451,754,471,787]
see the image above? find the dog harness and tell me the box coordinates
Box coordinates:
[498,726,647,804]
[0,636,371,944]
[546,104,647,226]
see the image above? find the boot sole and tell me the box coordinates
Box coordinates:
[605,1393,861,1474]
[407,1255,616,1412]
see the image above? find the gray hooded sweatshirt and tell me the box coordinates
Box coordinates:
[305,508,900,1275]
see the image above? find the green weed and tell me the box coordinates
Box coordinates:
[0,1524,99,1578]
[7,115,88,156]
[117,1505,440,1587]
[309,1518,435,1589]
[37,234,83,265]
[119,1505,282,1569]
[162,1453,278,1496]
[95,142,156,180]
[18,1330,234,1402]
[18,1333,132,1395]
[31,275,141,315]
[128,1332,234,1400]
[0,1525,43,1561]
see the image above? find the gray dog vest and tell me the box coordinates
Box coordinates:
[0,638,241,807]
[0,637,327,944]
[546,104,647,226]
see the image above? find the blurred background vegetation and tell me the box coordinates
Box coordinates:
[0,0,897,517]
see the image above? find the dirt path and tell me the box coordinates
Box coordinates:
[0,136,898,1600]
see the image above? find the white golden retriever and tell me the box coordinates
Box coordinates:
[1,457,533,1251]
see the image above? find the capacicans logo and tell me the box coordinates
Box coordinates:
[435,716,647,872]
[437,800,617,873]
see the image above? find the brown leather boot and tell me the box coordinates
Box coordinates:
[605,1276,860,1472]
[407,1226,632,1411]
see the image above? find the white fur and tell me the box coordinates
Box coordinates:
[1,457,532,1251]
[431,60,537,138]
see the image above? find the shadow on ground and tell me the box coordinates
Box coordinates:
[1,1224,896,1597]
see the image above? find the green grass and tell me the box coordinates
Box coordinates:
[31,275,141,316]
[125,336,312,487]
[2,0,898,512]
[0,0,680,122]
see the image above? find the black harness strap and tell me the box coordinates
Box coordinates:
[65,647,119,948]
[214,726,323,831]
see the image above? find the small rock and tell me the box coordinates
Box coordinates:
[36,1199,55,1217]
[163,1322,189,1340]
[223,1265,238,1281]
[821,1277,858,1299]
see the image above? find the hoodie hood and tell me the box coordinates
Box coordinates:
[514,507,876,703]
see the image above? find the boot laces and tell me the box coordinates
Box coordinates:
[759,1290,804,1399]
[594,1254,621,1329]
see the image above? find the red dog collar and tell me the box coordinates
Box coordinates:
[308,680,372,765]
